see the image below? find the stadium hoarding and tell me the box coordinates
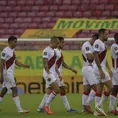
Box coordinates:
[20,29,79,38]
[53,18,118,30]
[14,50,111,94]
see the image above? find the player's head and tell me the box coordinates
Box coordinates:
[8,36,17,48]
[50,36,59,48]
[57,36,64,49]
[114,33,118,44]
[98,28,109,41]
[91,33,99,44]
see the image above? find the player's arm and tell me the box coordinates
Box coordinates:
[0,51,6,84]
[85,46,94,63]
[62,60,77,74]
[0,59,5,84]
[93,43,105,79]
[55,65,62,80]
[43,58,50,74]
[106,59,112,78]
[15,59,30,68]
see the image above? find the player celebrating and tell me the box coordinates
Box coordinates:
[109,33,118,115]
[37,36,78,113]
[41,36,60,115]
[81,34,98,114]
[55,36,78,112]
[0,36,30,113]
[93,29,112,116]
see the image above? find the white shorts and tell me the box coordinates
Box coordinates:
[94,68,111,84]
[2,74,16,89]
[55,73,65,87]
[82,66,97,86]
[43,73,57,88]
[112,69,118,85]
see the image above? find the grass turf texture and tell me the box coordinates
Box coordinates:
[0,94,117,118]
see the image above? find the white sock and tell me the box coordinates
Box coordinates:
[45,92,56,106]
[38,93,49,109]
[0,97,3,102]
[116,106,118,111]
[82,92,89,106]
[61,95,71,111]
[99,91,109,108]
[13,96,22,111]
[86,90,96,105]
[109,94,117,111]
[95,93,101,107]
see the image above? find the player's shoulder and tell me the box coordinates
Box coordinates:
[43,46,51,51]
[111,43,118,47]
[82,41,91,48]
[2,46,10,52]
[111,43,118,50]
[94,39,102,44]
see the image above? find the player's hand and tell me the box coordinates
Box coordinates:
[99,68,105,79]
[72,69,78,74]
[24,64,30,69]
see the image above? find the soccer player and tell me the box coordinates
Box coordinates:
[81,34,99,114]
[55,36,78,112]
[93,29,112,116]
[109,33,118,115]
[41,36,60,115]
[0,36,30,113]
[37,37,78,113]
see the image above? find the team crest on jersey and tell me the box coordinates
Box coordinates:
[2,53,5,57]
[47,78,51,81]
[86,47,89,51]
[44,52,47,55]
[95,44,99,48]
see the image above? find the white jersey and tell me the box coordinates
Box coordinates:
[42,46,57,77]
[1,46,16,76]
[93,39,107,69]
[82,41,93,66]
[55,48,63,74]
[111,43,118,69]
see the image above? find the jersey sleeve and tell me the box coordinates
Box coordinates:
[84,46,92,54]
[113,46,118,54]
[93,41,101,52]
[1,49,7,60]
[42,48,49,59]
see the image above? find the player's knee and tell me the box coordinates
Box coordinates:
[60,87,66,96]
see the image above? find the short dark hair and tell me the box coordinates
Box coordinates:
[114,33,118,40]
[98,29,107,36]
[57,36,64,41]
[8,36,17,43]
[92,33,99,39]
[50,36,58,42]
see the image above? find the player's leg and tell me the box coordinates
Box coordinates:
[108,86,118,114]
[37,88,52,112]
[59,86,78,112]
[109,72,118,114]
[0,87,8,102]
[95,79,112,116]
[82,84,91,113]
[11,86,29,114]
[44,74,59,114]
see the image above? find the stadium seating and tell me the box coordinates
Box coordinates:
[0,0,117,38]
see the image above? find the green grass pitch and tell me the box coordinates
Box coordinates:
[0,94,117,118]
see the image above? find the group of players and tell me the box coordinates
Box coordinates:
[81,29,118,116]
[0,28,118,116]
